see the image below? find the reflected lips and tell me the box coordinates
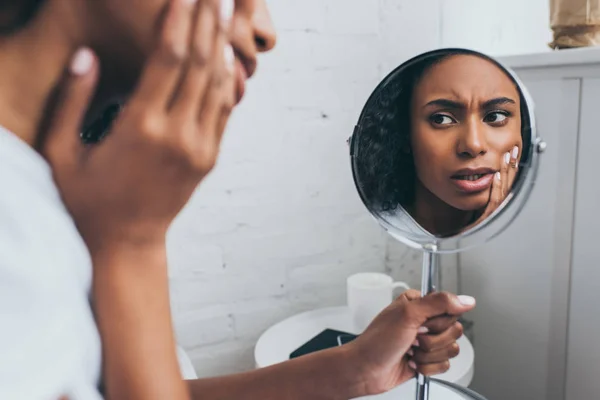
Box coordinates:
[451,168,495,193]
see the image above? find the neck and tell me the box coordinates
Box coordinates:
[0,3,104,148]
[410,180,475,236]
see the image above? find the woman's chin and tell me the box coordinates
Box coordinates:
[452,195,491,212]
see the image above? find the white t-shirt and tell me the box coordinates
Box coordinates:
[0,126,103,400]
[382,207,434,239]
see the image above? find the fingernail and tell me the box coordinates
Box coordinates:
[70,48,94,76]
[504,152,510,164]
[408,360,417,370]
[184,0,198,5]
[495,172,501,181]
[407,349,414,356]
[221,0,234,23]
[512,146,519,159]
[417,326,429,334]
[413,339,419,347]
[458,295,476,306]
[224,43,235,71]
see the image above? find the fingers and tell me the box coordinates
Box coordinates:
[501,145,519,196]
[509,145,519,169]
[417,321,464,352]
[501,151,510,198]
[412,342,460,365]
[103,0,234,180]
[481,145,518,219]
[130,0,198,111]
[401,292,460,335]
[421,315,459,334]
[408,292,475,324]
[214,66,236,143]
[399,289,422,302]
[488,169,503,209]
[507,145,519,189]
[43,48,99,167]
[408,322,464,376]
[197,33,235,140]
[171,0,220,118]
[410,360,451,377]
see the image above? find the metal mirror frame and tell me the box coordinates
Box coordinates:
[349,47,545,255]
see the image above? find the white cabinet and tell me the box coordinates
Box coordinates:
[564,78,600,400]
[456,48,600,400]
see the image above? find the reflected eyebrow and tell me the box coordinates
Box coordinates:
[482,97,516,108]
[423,97,516,110]
[423,99,464,110]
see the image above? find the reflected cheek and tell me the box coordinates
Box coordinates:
[412,146,447,190]
[489,134,522,161]
[412,131,447,172]
[411,140,433,175]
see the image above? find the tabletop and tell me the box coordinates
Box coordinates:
[254,306,476,399]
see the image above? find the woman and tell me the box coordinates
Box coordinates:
[0,1,475,399]
[358,51,527,237]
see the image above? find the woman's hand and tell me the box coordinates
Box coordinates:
[345,290,475,396]
[42,0,235,253]
[484,145,520,216]
[461,145,520,233]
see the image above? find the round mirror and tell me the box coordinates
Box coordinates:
[349,48,545,253]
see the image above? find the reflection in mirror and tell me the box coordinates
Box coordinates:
[353,49,532,238]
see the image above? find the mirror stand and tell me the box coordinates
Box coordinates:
[417,246,440,400]
[416,245,489,400]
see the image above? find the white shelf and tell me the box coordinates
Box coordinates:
[498,46,600,69]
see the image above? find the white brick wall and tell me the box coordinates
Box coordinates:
[167,0,552,378]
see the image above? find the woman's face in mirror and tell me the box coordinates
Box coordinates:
[409,54,523,213]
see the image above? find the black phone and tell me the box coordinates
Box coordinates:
[289,329,358,359]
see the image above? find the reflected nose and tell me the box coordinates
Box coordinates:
[457,119,487,157]
[252,0,277,52]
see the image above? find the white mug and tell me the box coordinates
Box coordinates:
[347,272,410,332]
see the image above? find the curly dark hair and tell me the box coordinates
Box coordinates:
[353,50,531,214]
[0,0,45,34]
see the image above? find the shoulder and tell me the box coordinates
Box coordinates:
[0,168,100,400]
[0,166,88,259]
[0,156,92,305]
[0,132,101,398]
[0,157,91,295]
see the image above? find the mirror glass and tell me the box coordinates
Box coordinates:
[350,48,542,253]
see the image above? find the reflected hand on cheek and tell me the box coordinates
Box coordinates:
[460,144,521,233]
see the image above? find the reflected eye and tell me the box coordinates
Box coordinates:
[430,114,456,126]
[484,111,509,124]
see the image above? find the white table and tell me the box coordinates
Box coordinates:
[255,306,475,399]
[176,345,198,380]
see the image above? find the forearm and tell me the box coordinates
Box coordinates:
[187,345,366,400]
[92,242,189,400]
